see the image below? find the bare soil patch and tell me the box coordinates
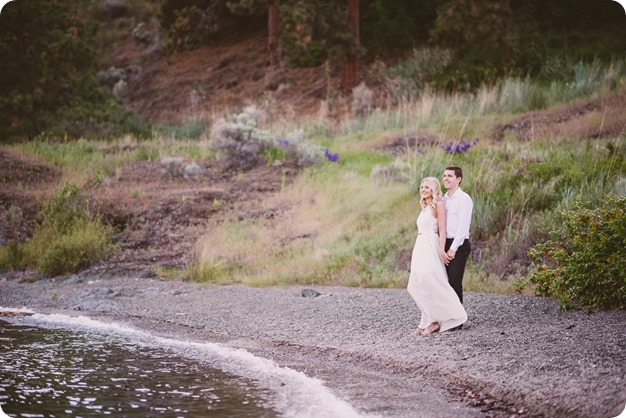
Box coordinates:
[91,158,300,274]
[110,33,331,125]
[493,90,626,142]
[0,150,299,276]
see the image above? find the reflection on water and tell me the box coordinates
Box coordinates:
[0,321,277,417]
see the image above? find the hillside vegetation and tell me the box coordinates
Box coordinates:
[0,0,625,310]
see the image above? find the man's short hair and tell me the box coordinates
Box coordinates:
[445,166,463,182]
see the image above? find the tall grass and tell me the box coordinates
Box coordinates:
[188,58,626,291]
[3,56,624,291]
[187,132,620,287]
[333,56,626,143]
[188,162,415,287]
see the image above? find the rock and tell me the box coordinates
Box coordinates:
[73,299,119,312]
[301,288,321,298]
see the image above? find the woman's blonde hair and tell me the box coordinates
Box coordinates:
[420,177,443,214]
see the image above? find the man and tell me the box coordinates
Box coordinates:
[442,166,473,317]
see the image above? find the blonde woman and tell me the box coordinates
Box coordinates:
[407,177,467,335]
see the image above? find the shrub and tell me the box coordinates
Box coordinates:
[521,195,626,312]
[210,106,270,171]
[160,156,185,177]
[30,219,114,277]
[351,83,374,116]
[19,183,115,277]
[274,130,325,167]
[370,158,412,183]
[131,22,152,45]
[167,6,216,51]
[211,107,327,170]
[377,48,451,100]
[0,241,24,271]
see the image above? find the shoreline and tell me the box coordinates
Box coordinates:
[1,273,625,418]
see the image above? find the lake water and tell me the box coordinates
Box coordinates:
[0,309,369,418]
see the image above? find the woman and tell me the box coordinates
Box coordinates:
[407,177,467,335]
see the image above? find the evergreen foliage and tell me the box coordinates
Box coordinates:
[360,0,439,56]
[160,0,263,51]
[0,0,104,139]
[1,0,625,137]
[279,0,351,67]
[158,0,626,83]
[0,0,149,140]
[430,0,626,89]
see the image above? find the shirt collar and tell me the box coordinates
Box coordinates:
[445,187,463,199]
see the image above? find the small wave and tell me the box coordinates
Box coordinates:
[1,307,376,418]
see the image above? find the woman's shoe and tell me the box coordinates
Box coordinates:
[421,322,440,335]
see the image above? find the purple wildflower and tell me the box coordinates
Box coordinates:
[277,139,290,148]
[323,147,339,162]
[441,138,478,155]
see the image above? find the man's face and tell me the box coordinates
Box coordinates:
[442,170,461,190]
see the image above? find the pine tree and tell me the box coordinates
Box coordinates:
[0,0,105,139]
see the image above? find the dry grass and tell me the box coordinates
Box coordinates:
[191,165,414,285]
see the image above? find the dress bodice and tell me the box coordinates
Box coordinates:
[417,209,437,235]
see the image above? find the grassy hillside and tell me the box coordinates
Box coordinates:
[1,2,625,298]
[184,74,626,293]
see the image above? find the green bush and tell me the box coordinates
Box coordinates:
[26,218,114,277]
[0,241,24,271]
[522,195,626,312]
[14,183,116,277]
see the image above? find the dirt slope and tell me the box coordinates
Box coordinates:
[109,31,332,125]
[0,147,299,277]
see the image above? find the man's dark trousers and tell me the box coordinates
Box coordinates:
[445,238,471,304]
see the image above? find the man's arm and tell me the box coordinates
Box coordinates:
[450,193,473,251]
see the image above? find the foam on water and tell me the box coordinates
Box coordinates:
[1,307,377,418]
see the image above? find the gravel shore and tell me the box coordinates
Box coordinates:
[1,272,624,418]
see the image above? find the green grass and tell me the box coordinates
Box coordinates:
[5,136,215,185]
[187,60,626,290]
[2,57,625,291]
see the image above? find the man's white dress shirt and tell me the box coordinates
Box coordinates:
[443,187,473,252]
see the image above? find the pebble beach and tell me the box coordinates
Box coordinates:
[1,272,624,418]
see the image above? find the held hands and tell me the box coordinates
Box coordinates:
[442,249,456,266]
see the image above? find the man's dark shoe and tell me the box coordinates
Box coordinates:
[449,324,463,332]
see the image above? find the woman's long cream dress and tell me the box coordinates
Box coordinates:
[407,209,467,332]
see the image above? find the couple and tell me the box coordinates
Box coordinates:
[407,166,472,336]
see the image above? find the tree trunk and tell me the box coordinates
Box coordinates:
[267,0,281,67]
[343,0,359,92]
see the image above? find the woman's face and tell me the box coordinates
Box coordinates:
[420,181,433,200]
